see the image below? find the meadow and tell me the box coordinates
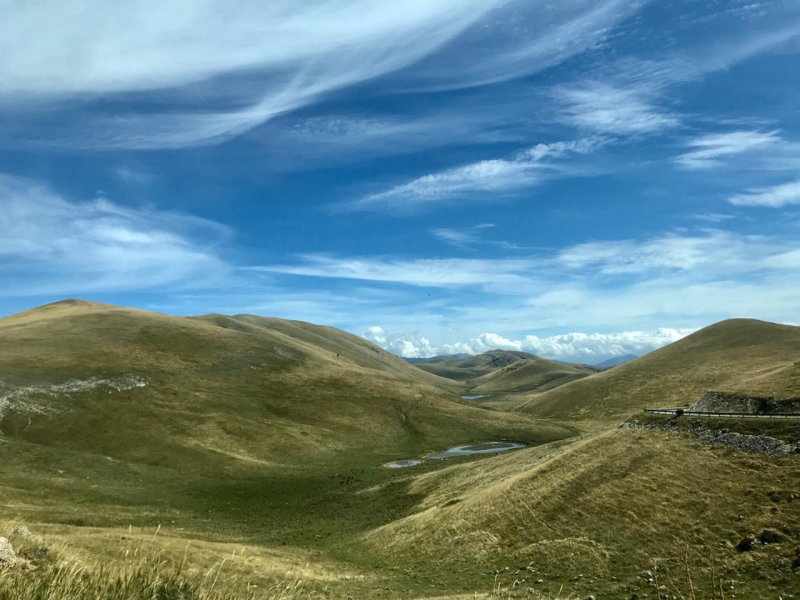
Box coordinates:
[1,303,799,598]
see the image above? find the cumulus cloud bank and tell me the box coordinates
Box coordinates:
[363,326,693,363]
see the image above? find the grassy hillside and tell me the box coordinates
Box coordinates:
[365,427,800,598]
[0,300,580,598]
[469,357,593,394]
[3,306,797,599]
[0,300,571,474]
[415,350,535,382]
[518,319,800,427]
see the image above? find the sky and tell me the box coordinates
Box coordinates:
[1,0,800,363]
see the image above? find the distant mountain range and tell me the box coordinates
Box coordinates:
[594,354,639,369]
[405,351,639,370]
[404,353,471,364]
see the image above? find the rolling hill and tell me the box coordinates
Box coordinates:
[468,356,595,394]
[0,300,573,476]
[414,349,537,382]
[518,318,800,425]
[3,307,798,599]
[404,353,471,364]
[365,425,800,598]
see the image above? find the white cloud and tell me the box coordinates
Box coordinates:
[113,165,155,185]
[552,82,680,136]
[253,255,538,288]
[729,179,800,207]
[689,213,736,223]
[556,230,793,275]
[432,226,486,248]
[0,1,646,149]
[257,229,800,294]
[675,130,781,169]
[0,174,229,296]
[363,326,437,359]
[364,325,692,362]
[350,139,602,210]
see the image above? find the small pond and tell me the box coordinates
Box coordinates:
[384,441,526,468]
[460,394,488,400]
[427,441,526,460]
[384,460,422,468]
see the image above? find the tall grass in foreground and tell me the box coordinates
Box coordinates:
[0,523,316,600]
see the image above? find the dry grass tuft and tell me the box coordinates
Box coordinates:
[0,521,316,600]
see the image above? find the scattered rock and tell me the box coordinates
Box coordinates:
[13,525,48,558]
[759,528,786,545]
[14,525,40,543]
[621,420,800,455]
[690,392,800,415]
[0,537,16,566]
[736,534,756,552]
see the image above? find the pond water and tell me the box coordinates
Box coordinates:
[427,441,526,460]
[384,441,526,468]
[460,395,488,400]
[384,460,422,468]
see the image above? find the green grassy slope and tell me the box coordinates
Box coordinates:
[415,350,535,382]
[365,428,800,598]
[469,357,593,394]
[0,300,573,476]
[518,319,800,425]
[193,313,464,392]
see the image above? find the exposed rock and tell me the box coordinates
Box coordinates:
[690,392,800,415]
[736,534,756,552]
[758,528,786,545]
[13,525,48,558]
[14,525,37,540]
[620,420,800,455]
[0,537,16,566]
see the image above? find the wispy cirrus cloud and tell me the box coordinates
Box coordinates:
[348,139,604,212]
[556,230,799,274]
[729,179,800,208]
[0,1,647,150]
[255,229,800,298]
[551,81,680,136]
[674,130,781,169]
[431,224,495,249]
[252,254,538,288]
[0,174,229,296]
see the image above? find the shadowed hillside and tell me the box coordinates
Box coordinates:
[518,318,800,426]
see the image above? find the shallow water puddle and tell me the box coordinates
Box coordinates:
[427,441,525,459]
[384,441,525,468]
[460,394,488,400]
[384,460,422,468]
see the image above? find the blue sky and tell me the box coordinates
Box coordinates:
[2,0,800,362]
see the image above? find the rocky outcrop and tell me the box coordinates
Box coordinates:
[0,537,16,566]
[620,419,800,455]
[690,392,800,414]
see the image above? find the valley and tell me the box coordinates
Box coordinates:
[1,302,799,599]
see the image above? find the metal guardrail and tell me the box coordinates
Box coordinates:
[645,408,800,419]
